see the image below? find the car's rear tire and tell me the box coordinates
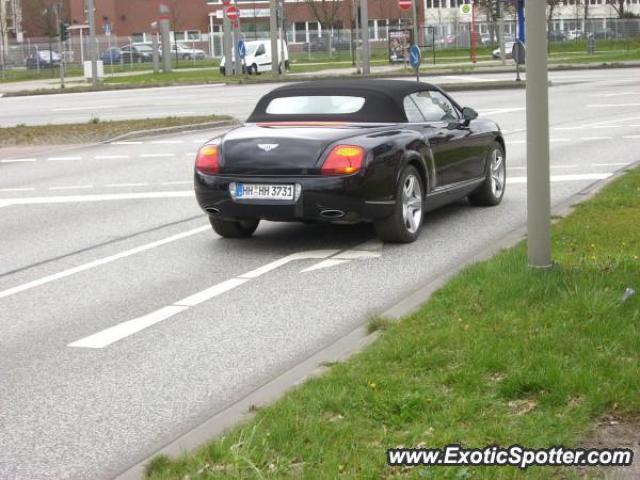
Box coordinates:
[374,165,424,243]
[210,217,259,238]
[468,142,506,206]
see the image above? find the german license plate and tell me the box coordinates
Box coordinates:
[235,183,294,200]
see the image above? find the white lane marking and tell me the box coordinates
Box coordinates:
[509,140,526,144]
[592,162,629,167]
[550,165,577,169]
[105,183,149,188]
[477,108,525,116]
[1,158,37,163]
[160,180,191,185]
[591,91,638,97]
[111,141,143,145]
[52,105,116,112]
[175,278,249,307]
[0,191,193,207]
[70,250,339,348]
[0,225,210,300]
[68,306,190,349]
[592,125,622,129]
[550,138,571,142]
[581,136,612,141]
[587,103,640,108]
[0,187,35,192]
[151,140,184,144]
[554,126,582,131]
[508,173,612,185]
[47,156,82,161]
[49,185,94,191]
[192,139,207,143]
[140,153,175,158]
[622,135,640,139]
[95,154,130,160]
[238,250,339,279]
[301,259,350,273]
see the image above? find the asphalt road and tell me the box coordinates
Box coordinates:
[1,69,639,479]
[0,67,638,127]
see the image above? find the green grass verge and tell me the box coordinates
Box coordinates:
[145,166,639,479]
[0,115,230,147]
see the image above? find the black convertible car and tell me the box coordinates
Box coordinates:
[195,80,505,243]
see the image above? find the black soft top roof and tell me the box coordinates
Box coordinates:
[247,79,438,123]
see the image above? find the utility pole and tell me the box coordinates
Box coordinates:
[269,0,279,79]
[498,0,505,65]
[222,7,232,75]
[56,7,65,89]
[87,0,97,85]
[159,4,172,72]
[360,0,369,75]
[525,0,552,269]
[411,0,418,47]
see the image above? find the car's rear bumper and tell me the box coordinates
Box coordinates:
[194,172,394,224]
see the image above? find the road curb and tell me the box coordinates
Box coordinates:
[102,120,238,144]
[113,161,639,480]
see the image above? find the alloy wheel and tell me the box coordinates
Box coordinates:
[402,174,423,234]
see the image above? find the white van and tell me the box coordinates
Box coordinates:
[220,39,289,75]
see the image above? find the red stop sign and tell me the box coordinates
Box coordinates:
[226,5,239,21]
[398,0,412,10]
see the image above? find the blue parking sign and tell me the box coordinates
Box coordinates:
[409,44,421,69]
[237,39,246,59]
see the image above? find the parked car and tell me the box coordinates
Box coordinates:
[169,43,206,60]
[121,44,154,63]
[220,39,289,75]
[101,47,123,65]
[492,41,515,60]
[194,80,505,243]
[566,30,585,40]
[303,37,353,53]
[25,50,61,69]
[547,30,567,42]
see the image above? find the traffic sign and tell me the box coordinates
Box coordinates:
[398,0,412,11]
[226,5,239,21]
[237,39,246,59]
[409,44,421,69]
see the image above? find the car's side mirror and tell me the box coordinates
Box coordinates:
[462,107,478,124]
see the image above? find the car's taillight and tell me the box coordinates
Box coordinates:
[195,144,220,175]
[321,145,365,176]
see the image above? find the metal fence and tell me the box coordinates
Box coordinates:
[1,17,638,70]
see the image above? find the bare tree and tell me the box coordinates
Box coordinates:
[305,0,342,53]
[606,0,627,18]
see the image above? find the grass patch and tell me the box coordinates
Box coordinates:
[146,166,639,479]
[0,115,231,147]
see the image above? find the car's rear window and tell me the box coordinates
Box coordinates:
[265,96,366,115]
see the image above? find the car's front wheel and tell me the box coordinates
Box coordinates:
[468,142,506,206]
[210,217,259,238]
[374,166,424,243]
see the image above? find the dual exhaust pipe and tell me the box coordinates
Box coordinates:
[206,206,345,220]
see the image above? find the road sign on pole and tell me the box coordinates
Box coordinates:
[237,39,246,59]
[398,0,412,11]
[409,44,421,82]
[525,0,552,268]
[226,6,239,21]
[361,0,370,75]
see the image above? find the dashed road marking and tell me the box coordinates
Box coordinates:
[0,158,36,163]
[0,191,193,207]
[622,135,640,139]
[0,187,35,192]
[47,156,82,162]
[49,185,94,191]
[111,141,143,145]
[581,136,612,141]
[95,155,130,160]
[0,225,210,300]
[105,183,149,188]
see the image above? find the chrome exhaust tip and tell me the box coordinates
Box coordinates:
[320,209,345,219]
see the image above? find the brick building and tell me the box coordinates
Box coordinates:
[63,0,420,44]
